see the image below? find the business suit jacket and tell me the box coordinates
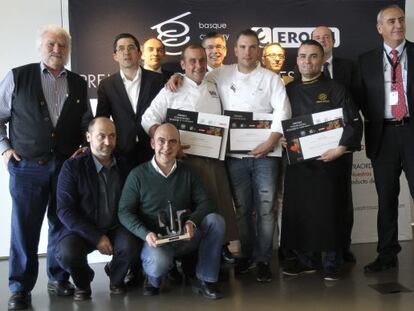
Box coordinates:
[332,57,357,94]
[56,151,129,246]
[357,40,414,159]
[96,67,163,165]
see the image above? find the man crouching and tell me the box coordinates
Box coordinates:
[118,123,225,299]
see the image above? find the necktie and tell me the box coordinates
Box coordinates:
[323,62,331,78]
[390,49,407,120]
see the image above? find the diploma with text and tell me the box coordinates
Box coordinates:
[282,108,344,164]
[167,108,230,160]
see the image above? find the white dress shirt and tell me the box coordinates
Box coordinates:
[120,67,142,114]
[382,40,409,118]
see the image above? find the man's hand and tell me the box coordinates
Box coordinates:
[96,235,113,255]
[145,232,158,248]
[2,148,21,168]
[318,146,347,162]
[70,146,89,158]
[165,74,184,92]
[185,221,195,239]
[249,132,282,158]
[280,136,287,148]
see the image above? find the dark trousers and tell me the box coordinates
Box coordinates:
[8,158,68,293]
[55,226,140,288]
[371,123,414,259]
[344,154,354,251]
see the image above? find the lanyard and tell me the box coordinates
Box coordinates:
[384,44,406,84]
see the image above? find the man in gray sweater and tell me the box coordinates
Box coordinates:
[118,123,225,299]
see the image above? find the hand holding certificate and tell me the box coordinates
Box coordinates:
[282,108,344,164]
[167,109,230,160]
[224,110,282,157]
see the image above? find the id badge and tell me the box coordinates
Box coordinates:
[390,91,398,106]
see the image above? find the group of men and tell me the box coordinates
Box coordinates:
[1,4,413,311]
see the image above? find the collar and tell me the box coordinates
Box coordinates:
[151,156,177,178]
[92,154,117,173]
[384,40,406,55]
[120,66,142,83]
[183,75,206,87]
[144,64,162,73]
[40,62,67,77]
[325,55,333,65]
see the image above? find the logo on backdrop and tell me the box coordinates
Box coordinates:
[151,11,192,56]
[251,27,340,48]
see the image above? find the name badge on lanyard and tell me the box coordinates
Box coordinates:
[390,91,398,106]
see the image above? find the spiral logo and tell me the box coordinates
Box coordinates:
[251,27,272,48]
[151,12,192,56]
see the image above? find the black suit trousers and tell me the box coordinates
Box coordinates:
[56,226,141,288]
[371,123,414,259]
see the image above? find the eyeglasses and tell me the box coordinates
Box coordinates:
[116,45,138,53]
[264,53,285,60]
[205,44,226,51]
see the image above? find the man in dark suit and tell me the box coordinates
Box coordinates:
[96,33,163,285]
[0,25,92,310]
[55,117,140,300]
[141,37,174,82]
[357,4,414,273]
[312,26,358,264]
[96,33,164,171]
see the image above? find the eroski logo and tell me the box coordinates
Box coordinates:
[252,27,340,48]
[151,12,192,56]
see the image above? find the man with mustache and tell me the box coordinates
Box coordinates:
[0,25,92,310]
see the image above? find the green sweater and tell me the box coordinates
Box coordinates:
[118,161,216,240]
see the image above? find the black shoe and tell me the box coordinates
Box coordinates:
[282,261,317,276]
[222,245,235,264]
[364,257,398,273]
[125,268,142,287]
[143,278,159,296]
[167,264,183,284]
[323,267,340,281]
[110,284,126,295]
[8,292,31,310]
[256,262,272,282]
[74,287,91,301]
[234,257,255,275]
[47,280,75,296]
[343,250,356,263]
[192,280,223,300]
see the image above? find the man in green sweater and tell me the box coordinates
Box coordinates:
[118,123,225,299]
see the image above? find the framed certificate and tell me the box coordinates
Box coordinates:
[282,108,344,164]
[167,109,230,160]
[224,110,281,156]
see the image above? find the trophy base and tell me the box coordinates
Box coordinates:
[155,232,191,245]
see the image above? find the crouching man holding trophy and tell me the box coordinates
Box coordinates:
[118,123,225,299]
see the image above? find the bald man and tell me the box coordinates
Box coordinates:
[119,123,225,299]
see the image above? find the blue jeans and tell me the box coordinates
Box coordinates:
[226,157,279,263]
[141,213,225,287]
[8,158,69,293]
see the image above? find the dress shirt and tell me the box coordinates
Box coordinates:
[92,155,121,230]
[141,76,221,133]
[383,40,409,118]
[120,67,142,114]
[0,62,68,154]
[151,156,177,178]
[322,55,333,78]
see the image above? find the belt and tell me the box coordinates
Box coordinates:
[384,117,410,126]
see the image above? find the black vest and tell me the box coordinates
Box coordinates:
[10,63,89,162]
